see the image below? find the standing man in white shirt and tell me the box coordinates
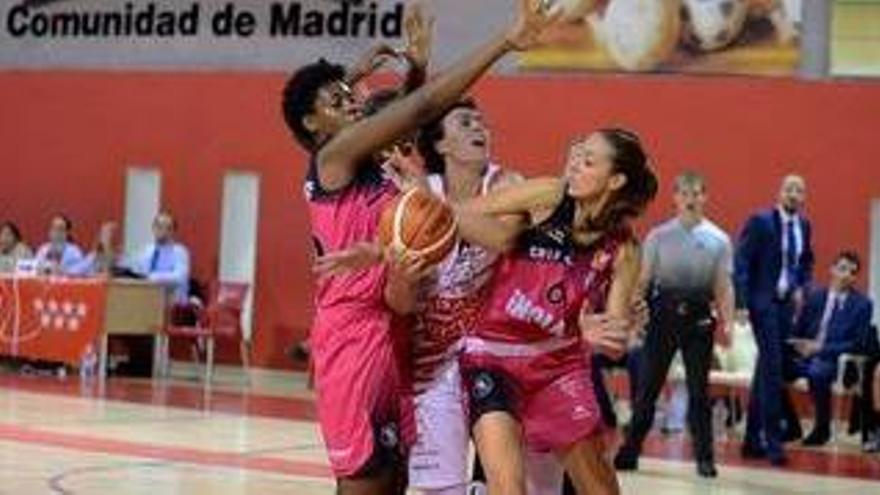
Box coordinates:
[615,171,734,478]
[131,211,190,303]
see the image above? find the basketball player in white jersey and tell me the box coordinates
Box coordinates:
[411,99,532,495]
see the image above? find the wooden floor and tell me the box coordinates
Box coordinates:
[0,364,878,494]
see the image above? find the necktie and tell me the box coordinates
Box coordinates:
[48,246,62,263]
[817,294,842,345]
[785,219,798,288]
[149,246,161,272]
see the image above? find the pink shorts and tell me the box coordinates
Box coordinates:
[463,346,602,453]
[311,306,413,477]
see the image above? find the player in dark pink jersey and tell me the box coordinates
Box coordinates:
[279,2,562,493]
[454,129,658,495]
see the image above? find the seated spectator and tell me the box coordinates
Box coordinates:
[128,211,190,303]
[34,214,84,275]
[0,221,33,273]
[784,251,874,446]
[72,221,119,276]
[713,319,758,428]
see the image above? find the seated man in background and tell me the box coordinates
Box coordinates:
[0,221,33,273]
[34,213,84,275]
[785,251,873,446]
[129,211,190,303]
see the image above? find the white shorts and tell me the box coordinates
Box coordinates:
[409,361,469,489]
[409,361,565,493]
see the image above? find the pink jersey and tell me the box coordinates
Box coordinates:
[411,165,503,391]
[303,157,413,476]
[465,193,633,390]
[305,159,398,312]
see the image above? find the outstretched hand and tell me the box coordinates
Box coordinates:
[580,310,629,360]
[402,1,434,69]
[312,242,384,280]
[505,0,564,51]
[385,246,435,285]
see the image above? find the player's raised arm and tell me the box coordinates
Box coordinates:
[317,0,561,191]
[454,177,563,252]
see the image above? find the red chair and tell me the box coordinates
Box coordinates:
[159,281,251,384]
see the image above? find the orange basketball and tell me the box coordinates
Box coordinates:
[378,187,457,266]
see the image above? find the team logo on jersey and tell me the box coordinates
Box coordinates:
[303,180,316,201]
[378,423,399,448]
[546,281,565,306]
[544,227,567,245]
[471,372,496,400]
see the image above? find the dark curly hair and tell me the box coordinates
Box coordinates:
[281,59,347,152]
[588,128,658,231]
[416,98,479,175]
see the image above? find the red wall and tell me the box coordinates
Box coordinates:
[1,71,878,369]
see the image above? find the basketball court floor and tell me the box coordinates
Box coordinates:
[0,365,878,494]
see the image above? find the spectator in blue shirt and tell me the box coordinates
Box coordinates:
[130,211,190,303]
[34,213,84,275]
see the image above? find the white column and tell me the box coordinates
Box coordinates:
[218,172,260,341]
[123,168,161,256]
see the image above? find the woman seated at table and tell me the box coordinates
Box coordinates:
[0,221,33,274]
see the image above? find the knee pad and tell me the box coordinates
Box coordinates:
[464,368,514,426]
[349,420,403,479]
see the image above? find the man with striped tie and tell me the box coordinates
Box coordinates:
[785,251,873,446]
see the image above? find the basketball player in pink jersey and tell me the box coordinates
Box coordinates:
[280,2,562,493]
[454,129,658,495]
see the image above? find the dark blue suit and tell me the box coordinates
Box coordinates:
[734,208,813,458]
[786,288,873,432]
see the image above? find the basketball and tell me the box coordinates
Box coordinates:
[378,187,458,266]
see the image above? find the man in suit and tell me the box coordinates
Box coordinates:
[735,174,814,465]
[785,251,873,446]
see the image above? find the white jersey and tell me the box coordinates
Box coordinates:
[411,164,503,392]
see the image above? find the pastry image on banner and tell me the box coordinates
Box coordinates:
[518,0,802,76]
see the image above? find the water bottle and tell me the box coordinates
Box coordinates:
[712,400,728,441]
[80,344,97,381]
